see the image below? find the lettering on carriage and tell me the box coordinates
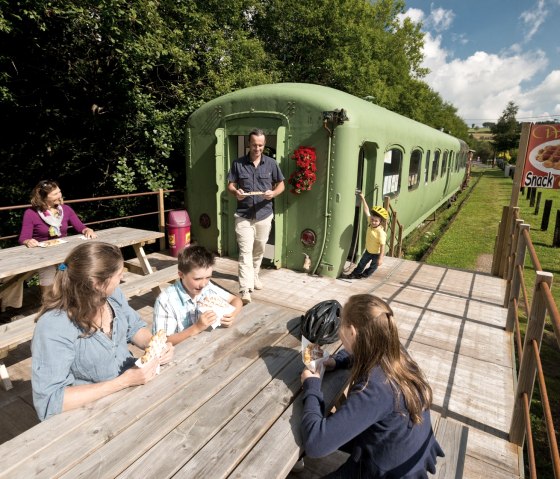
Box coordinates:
[524,171,554,188]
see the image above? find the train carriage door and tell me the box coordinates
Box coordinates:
[214,128,228,256]
[217,119,287,269]
[347,142,378,266]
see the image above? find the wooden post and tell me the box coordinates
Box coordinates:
[525,187,531,199]
[541,199,553,231]
[504,219,525,309]
[492,206,509,276]
[534,191,542,215]
[505,223,529,328]
[158,188,166,251]
[0,363,13,391]
[499,206,518,279]
[529,187,536,208]
[509,271,553,445]
[554,210,560,248]
[509,123,531,208]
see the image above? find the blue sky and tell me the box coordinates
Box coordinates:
[401,0,560,126]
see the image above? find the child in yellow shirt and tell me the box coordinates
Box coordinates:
[348,192,388,279]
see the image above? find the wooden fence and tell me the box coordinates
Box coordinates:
[0,189,184,250]
[494,205,560,478]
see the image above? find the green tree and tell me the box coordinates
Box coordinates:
[0,0,275,208]
[491,101,521,156]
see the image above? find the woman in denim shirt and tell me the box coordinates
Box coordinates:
[32,242,174,421]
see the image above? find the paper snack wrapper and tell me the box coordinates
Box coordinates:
[197,296,235,329]
[135,330,168,374]
[38,238,68,248]
[301,335,329,376]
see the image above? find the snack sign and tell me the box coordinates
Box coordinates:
[522,124,560,189]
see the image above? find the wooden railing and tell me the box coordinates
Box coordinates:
[0,189,184,250]
[496,205,560,478]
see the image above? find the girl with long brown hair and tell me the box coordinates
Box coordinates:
[300,294,443,478]
[32,242,173,421]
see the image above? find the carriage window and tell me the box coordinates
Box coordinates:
[408,149,421,190]
[424,150,430,184]
[431,151,440,181]
[383,148,402,197]
[441,151,448,175]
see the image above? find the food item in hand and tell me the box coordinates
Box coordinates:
[304,343,324,365]
[198,295,231,310]
[140,330,167,364]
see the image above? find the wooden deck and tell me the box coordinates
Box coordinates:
[0,254,521,478]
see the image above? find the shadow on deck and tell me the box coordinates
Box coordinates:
[0,254,520,478]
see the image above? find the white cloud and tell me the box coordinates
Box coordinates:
[427,7,454,32]
[422,30,550,123]
[403,6,560,125]
[520,0,547,41]
[398,7,424,25]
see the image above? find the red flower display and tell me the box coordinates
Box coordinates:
[289,146,317,194]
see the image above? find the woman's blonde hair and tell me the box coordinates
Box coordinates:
[36,242,124,334]
[343,294,432,424]
[30,180,61,211]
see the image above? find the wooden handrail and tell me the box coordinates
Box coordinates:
[505,213,560,478]
[0,189,183,243]
[532,339,560,478]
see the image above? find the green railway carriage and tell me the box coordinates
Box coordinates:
[186,83,468,278]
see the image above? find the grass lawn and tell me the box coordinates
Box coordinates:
[422,165,560,479]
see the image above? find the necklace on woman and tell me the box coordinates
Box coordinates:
[99,301,114,337]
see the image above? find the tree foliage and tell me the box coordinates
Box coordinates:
[491,101,521,155]
[0,0,469,218]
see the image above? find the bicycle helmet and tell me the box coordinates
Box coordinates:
[300,299,342,345]
[371,206,389,220]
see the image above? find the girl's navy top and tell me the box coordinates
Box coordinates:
[301,350,444,478]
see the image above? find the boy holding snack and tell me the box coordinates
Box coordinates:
[152,245,243,345]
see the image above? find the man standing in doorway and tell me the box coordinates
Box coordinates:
[227,129,285,304]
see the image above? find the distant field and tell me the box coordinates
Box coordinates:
[426,167,511,270]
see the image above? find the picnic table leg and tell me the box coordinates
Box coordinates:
[0,362,13,391]
[131,243,166,294]
[132,243,155,275]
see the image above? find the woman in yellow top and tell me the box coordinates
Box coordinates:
[348,192,387,279]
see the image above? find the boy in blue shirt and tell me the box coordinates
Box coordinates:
[152,246,243,345]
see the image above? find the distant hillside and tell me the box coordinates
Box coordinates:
[469,128,494,141]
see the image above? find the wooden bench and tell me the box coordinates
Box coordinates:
[119,264,178,298]
[0,265,178,390]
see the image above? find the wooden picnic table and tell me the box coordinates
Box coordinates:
[0,302,349,479]
[0,226,164,283]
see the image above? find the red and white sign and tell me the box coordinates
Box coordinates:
[522,124,560,189]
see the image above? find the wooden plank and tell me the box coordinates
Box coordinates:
[60,306,300,479]
[119,265,178,298]
[229,367,351,479]
[462,425,521,478]
[118,334,311,478]
[0,301,268,475]
[430,418,468,479]
[0,364,13,391]
[9,305,299,478]
[0,314,36,350]
[172,341,342,479]
[0,397,39,444]
[0,227,163,279]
